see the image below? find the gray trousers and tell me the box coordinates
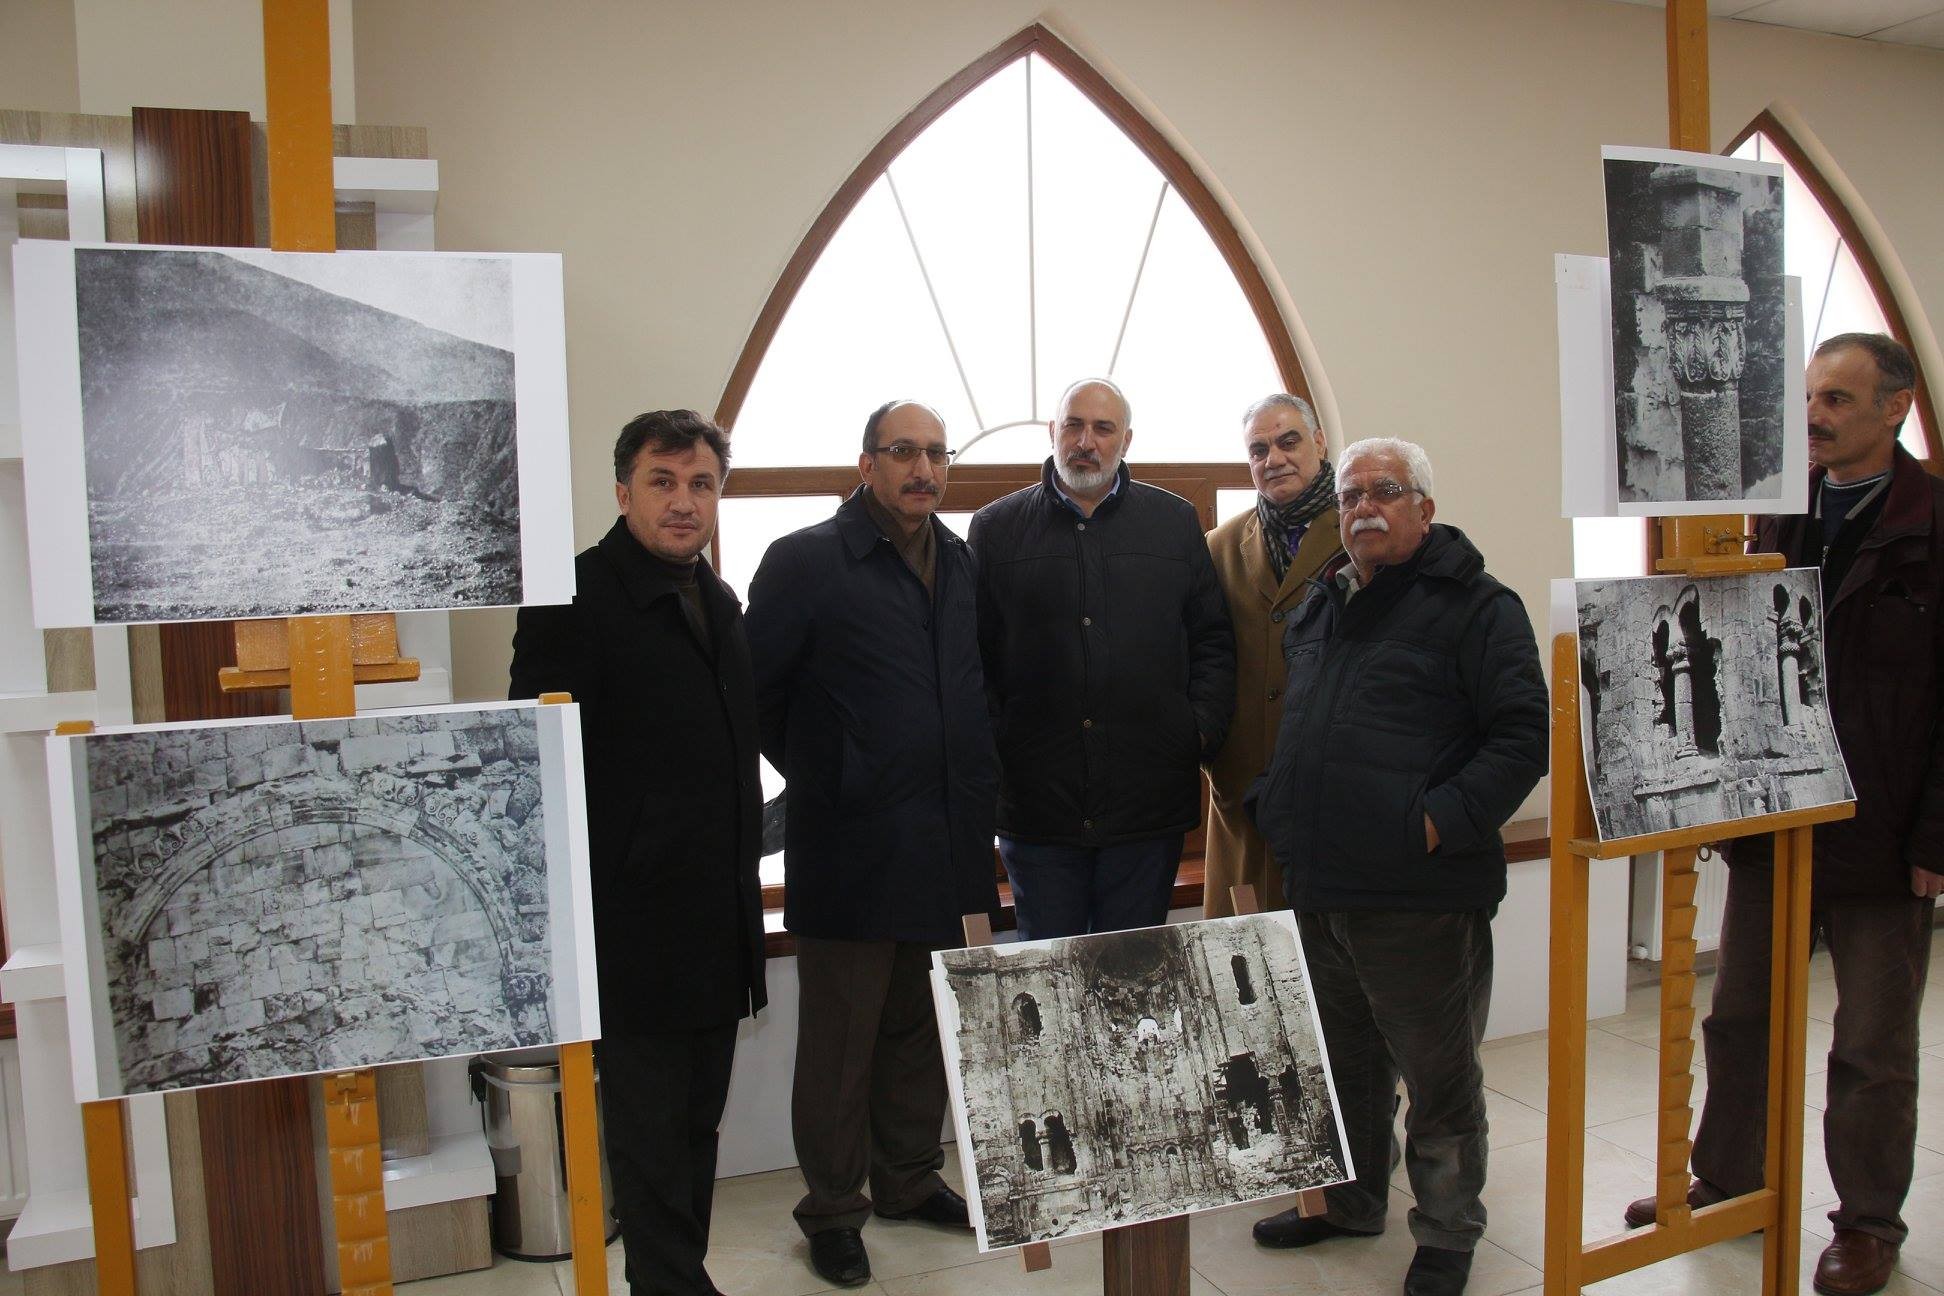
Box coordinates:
[1299,909,1494,1250]
[791,936,949,1235]
[1692,865,1933,1244]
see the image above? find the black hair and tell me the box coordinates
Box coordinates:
[613,409,730,483]
[1816,333,1916,409]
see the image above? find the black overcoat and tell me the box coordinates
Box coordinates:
[968,460,1235,846]
[745,487,1000,944]
[508,518,767,1033]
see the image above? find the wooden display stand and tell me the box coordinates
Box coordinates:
[1543,8,1853,1291]
[70,5,610,1294]
[957,884,1324,1295]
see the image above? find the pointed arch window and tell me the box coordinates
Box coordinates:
[1729,114,1939,462]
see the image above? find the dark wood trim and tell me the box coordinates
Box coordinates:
[713,23,1309,434]
[762,820,1552,956]
[1725,111,1944,465]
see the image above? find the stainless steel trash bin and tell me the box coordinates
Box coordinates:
[471,1046,619,1261]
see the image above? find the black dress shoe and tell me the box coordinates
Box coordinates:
[875,1183,972,1228]
[808,1226,872,1287]
[1250,1207,1381,1248]
[1404,1245,1473,1295]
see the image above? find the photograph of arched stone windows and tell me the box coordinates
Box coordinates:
[931,913,1350,1250]
[1576,569,1854,841]
[49,700,597,1100]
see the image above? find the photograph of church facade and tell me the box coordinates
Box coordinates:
[934,914,1349,1250]
[1576,568,1854,841]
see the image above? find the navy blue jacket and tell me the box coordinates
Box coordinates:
[1249,524,1547,912]
[746,487,1001,943]
[969,460,1235,846]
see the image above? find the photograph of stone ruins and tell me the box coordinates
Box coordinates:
[936,914,1348,1249]
[74,246,523,621]
[1577,569,1854,841]
[81,706,557,1095]
[1605,155,1784,504]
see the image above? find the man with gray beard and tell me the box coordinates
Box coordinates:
[968,378,1234,939]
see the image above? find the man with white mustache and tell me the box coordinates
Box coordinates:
[746,400,998,1287]
[1247,438,1547,1296]
[968,378,1235,939]
[1203,393,1342,920]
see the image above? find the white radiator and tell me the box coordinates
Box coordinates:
[1629,848,1732,959]
[0,1038,27,1219]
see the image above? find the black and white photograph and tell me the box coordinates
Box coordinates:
[931,913,1351,1251]
[1576,569,1854,842]
[48,701,598,1100]
[12,241,573,626]
[1602,144,1803,515]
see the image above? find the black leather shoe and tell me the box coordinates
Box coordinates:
[1404,1245,1473,1295]
[1622,1177,1729,1229]
[1250,1207,1381,1248]
[875,1183,972,1228]
[808,1227,871,1287]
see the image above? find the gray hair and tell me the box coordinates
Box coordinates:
[1241,392,1318,433]
[1057,377,1133,428]
[1339,437,1435,498]
[1816,332,1916,413]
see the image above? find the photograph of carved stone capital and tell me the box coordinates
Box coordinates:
[932,914,1351,1251]
[47,701,598,1101]
[12,241,575,627]
[1576,569,1854,842]
[1603,146,1792,509]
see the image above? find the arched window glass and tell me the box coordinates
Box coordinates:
[724,36,1290,469]
[1729,121,1937,461]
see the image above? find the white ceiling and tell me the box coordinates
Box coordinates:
[1607,0,1944,49]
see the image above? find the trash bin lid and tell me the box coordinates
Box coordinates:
[477,1045,562,1084]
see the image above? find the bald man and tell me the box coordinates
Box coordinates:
[747,399,997,1287]
[969,378,1235,939]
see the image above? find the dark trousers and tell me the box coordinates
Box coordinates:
[1692,865,1933,1244]
[792,936,950,1235]
[1299,909,1494,1250]
[597,1026,738,1296]
[998,835,1184,939]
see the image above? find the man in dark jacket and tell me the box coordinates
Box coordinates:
[1626,334,1944,1296]
[746,400,998,1288]
[1248,437,1547,1296]
[509,410,765,1296]
[968,378,1234,938]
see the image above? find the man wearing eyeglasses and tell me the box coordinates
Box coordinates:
[969,377,1235,940]
[1247,437,1547,1296]
[746,399,998,1288]
[1203,393,1341,920]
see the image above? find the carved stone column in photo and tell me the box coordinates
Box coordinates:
[1653,165,1749,500]
[1777,611,1804,728]
[1668,641,1698,756]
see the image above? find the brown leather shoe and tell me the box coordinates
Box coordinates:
[1813,1229,1899,1296]
[1621,1178,1727,1229]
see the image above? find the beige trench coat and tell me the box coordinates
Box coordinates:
[1201,506,1341,917]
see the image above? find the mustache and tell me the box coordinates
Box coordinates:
[1350,516,1390,536]
[901,482,940,495]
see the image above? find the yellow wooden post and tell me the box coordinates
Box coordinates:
[1543,635,1590,1296]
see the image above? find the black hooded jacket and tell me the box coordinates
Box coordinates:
[1248,523,1548,911]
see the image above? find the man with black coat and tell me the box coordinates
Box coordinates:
[1625,334,1944,1296]
[746,400,998,1288]
[968,377,1234,939]
[1247,437,1547,1296]
[509,410,765,1296]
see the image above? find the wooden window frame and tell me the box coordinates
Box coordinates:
[1726,111,1943,464]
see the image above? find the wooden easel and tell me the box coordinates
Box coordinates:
[1542,15,1854,1293]
[957,885,1324,1295]
[72,5,612,1294]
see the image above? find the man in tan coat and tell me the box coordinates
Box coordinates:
[1203,393,1340,917]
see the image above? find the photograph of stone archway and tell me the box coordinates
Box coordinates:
[52,701,596,1098]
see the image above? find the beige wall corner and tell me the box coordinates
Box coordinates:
[0,0,81,113]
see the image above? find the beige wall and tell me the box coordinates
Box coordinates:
[344,0,1944,705]
[70,0,354,121]
[0,0,81,113]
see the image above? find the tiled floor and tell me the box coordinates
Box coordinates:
[11,933,1944,1295]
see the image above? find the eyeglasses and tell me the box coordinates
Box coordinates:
[871,442,953,466]
[1335,481,1420,511]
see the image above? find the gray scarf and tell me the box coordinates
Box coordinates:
[1256,460,1336,583]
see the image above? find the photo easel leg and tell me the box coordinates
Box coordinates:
[82,1097,138,1296]
[324,1069,392,1296]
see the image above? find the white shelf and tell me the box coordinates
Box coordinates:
[355,666,453,712]
[0,944,63,1004]
[0,690,97,735]
[6,1182,173,1271]
[333,157,439,213]
[381,1129,493,1213]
